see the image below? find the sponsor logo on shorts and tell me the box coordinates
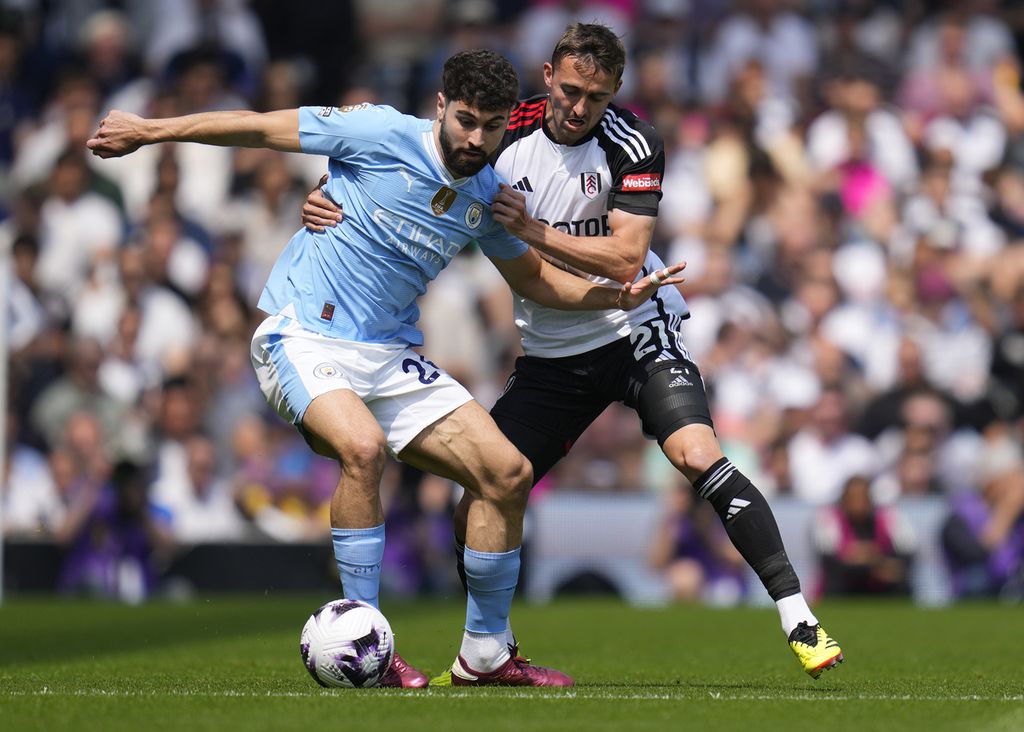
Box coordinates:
[465,201,484,229]
[313,363,343,379]
[431,186,457,216]
[621,173,661,191]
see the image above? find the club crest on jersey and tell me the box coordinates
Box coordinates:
[431,186,457,216]
[580,172,602,199]
[465,201,484,229]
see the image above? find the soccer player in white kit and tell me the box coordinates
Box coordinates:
[87,49,684,687]
[303,27,844,680]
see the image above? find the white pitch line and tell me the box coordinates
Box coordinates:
[2,689,1022,703]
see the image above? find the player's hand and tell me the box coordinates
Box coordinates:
[615,263,686,310]
[86,110,148,158]
[492,183,532,236]
[302,174,343,232]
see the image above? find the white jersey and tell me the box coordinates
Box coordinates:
[493,96,689,358]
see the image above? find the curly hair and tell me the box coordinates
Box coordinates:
[551,23,625,82]
[442,49,519,112]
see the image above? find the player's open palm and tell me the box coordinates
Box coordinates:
[86,110,147,158]
[616,263,686,310]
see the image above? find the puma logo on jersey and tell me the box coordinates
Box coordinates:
[511,177,533,192]
[399,168,415,193]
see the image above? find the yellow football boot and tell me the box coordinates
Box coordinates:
[788,622,844,679]
[429,668,453,687]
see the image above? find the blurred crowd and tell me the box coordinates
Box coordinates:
[1,0,1023,605]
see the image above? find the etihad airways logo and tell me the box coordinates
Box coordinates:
[373,208,460,265]
[621,173,661,191]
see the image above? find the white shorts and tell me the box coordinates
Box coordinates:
[250,314,474,455]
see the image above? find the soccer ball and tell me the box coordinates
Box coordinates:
[299,599,395,688]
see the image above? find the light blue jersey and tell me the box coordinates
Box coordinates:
[258,104,528,346]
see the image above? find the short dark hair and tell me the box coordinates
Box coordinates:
[551,23,626,82]
[442,49,519,112]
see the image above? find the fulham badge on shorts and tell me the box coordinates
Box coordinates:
[431,186,457,216]
[580,171,602,199]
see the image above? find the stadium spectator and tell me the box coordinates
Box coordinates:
[812,475,916,597]
[699,0,818,109]
[56,459,174,604]
[787,387,877,505]
[113,245,198,378]
[35,148,122,309]
[155,433,247,543]
[2,413,64,537]
[806,62,918,196]
[942,435,1024,599]
[143,0,267,95]
[29,337,126,453]
[991,283,1024,421]
[649,481,746,604]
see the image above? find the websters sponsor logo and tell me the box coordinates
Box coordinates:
[621,173,661,191]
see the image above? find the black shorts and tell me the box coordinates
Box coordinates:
[490,319,713,484]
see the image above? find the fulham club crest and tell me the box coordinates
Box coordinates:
[580,172,602,200]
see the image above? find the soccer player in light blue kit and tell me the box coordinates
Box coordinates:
[87,49,683,687]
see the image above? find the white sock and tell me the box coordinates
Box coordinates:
[459,630,510,672]
[776,594,817,636]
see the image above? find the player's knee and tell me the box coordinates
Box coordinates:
[479,452,532,510]
[664,428,723,481]
[339,437,387,479]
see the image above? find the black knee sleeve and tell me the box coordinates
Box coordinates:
[634,360,714,445]
[693,457,801,601]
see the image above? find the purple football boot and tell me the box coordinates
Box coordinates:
[448,654,574,687]
[377,651,429,688]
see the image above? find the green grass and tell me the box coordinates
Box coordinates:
[1,596,1022,731]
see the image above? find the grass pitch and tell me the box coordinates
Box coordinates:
[1,595,1022,731]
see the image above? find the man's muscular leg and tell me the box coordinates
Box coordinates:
[661,423,815,634]
[303,389,388,609]
[401,401,532,671]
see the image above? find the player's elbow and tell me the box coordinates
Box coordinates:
[614,262,644,284]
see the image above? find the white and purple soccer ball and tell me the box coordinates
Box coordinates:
[300,599,395,688]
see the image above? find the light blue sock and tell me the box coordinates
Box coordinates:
[331,524,385,609]
[464,546,521,633]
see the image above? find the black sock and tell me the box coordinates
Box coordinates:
[693,457,801,601]
[454,535,468,595]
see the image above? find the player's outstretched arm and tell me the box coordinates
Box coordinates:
[492,183,655,282]
[86,109,302,158]
[491,248,684,312]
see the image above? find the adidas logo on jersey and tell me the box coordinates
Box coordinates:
[668,368,692,388]
[511,177,533,192]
